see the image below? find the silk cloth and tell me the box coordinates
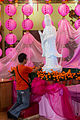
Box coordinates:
[31,78,76,120]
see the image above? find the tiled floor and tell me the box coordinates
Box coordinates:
[0,112,48,120]
[1,111,80,120]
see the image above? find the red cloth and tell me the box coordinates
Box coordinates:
[7,102,39,119]
[20,102,39,118]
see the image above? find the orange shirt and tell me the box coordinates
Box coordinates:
[15,64,32,90]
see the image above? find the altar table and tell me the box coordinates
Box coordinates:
[0,79,13,111]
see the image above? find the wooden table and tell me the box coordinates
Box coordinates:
[0,79,13,111]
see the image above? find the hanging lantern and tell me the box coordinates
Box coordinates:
[5,19,17,31]
[45,0,50,2]
[42,20,54,28]
[22,19,33,30]
[45,0,51,2]
[0,21,1,27]
[5,33,17,45]
[0,35,2,42]
[0,48,2,56]
[8,0,13,3]
[42,4,53,15]
[5,4,17,16]
[74,19,80,29]
[22,4,33,16]
[0,5,1,12]
[6,47,14,55]
[75,4,80,17]
[58,4,69,17]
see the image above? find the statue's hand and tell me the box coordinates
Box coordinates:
[42,53,45,57]
[38,30,42,36]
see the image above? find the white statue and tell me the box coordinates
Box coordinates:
[38,14,62,73]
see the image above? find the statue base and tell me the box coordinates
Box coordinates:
[42,65,62,73]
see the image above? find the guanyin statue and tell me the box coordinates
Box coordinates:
[38,14,62,73]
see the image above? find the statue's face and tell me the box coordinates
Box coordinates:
[44,14,51,26]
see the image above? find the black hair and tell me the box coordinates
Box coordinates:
[18,53,27,63]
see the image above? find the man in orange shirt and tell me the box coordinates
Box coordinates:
[8,53,43,120]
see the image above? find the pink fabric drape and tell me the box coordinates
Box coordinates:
[56,18,80,69]
[0,32,44,79]
[31,77,76,120]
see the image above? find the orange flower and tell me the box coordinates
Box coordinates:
[8,70,11,73]
[32,66,35,69]
[49,76,51,78]
[38,75,40,78]
[50,69,53,71]
[57,79,59,82]
[43,71,46,73]
[45,75,48,78]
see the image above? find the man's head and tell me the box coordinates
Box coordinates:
[18,53,27,64]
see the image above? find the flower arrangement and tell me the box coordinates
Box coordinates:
[36,68,80,82]
[9,65,80,85]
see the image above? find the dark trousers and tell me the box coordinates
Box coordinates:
[8,88,30,118]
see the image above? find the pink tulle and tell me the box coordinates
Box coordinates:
[31,78,76,120]
[0,32,43,78]
[56,18,80,68]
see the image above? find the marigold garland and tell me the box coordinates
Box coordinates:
[9,66,80,83]
[37,68,80,82]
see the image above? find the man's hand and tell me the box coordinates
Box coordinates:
[40,63,44,67]
[32,62,44,73]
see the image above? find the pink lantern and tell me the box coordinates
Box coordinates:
[45,0,50,1]
[0,5,1,12]
[8,0,13,2]
[75,4,80,16]
[22,4,33,16]
[5,4,16,16]
[0,21,1,27]
[42,20,54,28]
[58,4,69,16]
[42,4,53,15]
[6,48,14,55]
[74,19,80,29]
[62,48,69,58]
[22,19,33,30]
[0,48,2,56]
[0,35,2,42]
[5,33,17,45]
[5,19,17,31]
